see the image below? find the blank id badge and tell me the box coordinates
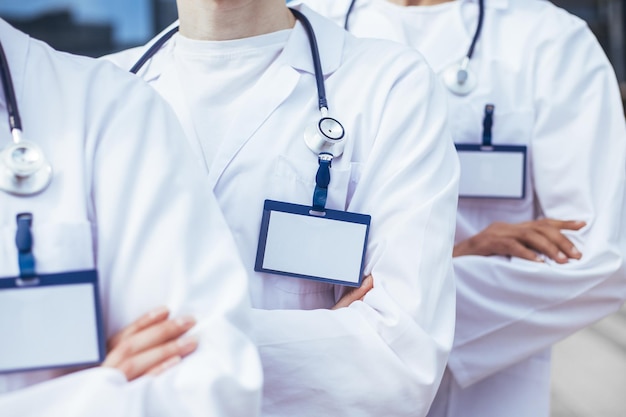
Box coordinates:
[255,200,371,287]
[0,270,105,374]
[455,144,527,199]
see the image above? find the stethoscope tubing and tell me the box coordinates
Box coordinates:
[130,26,179,75]
[0,41,22,132]
[344,0,484,63]
[131,8,329,113]
[290,8,328,111]
[131,8,345,157]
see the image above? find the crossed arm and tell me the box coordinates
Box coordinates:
[110,216,582,382]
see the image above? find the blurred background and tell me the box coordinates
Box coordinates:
[0,0,623,108]
[0,0,175,57]
[0,1,624,416]
[0,0,623,83]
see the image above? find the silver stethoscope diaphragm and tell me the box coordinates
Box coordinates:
[304,113,346,157]
[0,41,53,196]
[344,0,485,96]
[0,138,53,196]
[442,57,478,96]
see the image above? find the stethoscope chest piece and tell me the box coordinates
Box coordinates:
[304,116,346,157]
[0,141,52,196]
[442,60,478,96]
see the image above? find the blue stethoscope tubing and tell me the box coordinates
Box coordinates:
[344,0,484,95]
[130,8,346,156]
[0,42,21,133]
[0,41,52,196]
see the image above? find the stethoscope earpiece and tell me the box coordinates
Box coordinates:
[304,115,346,157]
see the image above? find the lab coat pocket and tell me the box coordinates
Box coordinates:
[31,222,96,274]
[270,154,354,211]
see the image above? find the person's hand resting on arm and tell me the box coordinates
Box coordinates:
[453,219,586,263]
[102,307,198,381]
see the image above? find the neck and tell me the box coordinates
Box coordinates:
[387,0,456,5]
[176,0,296,41]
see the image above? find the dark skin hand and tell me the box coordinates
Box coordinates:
[102,307,198,381]
[330,220,583,307]
[453,219,586,263]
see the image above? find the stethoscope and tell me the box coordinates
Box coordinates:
[130,8,346,158]
[0,42,52,196]
[344,0,484,96]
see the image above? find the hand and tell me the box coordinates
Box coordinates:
[331,275,374,310]
[453,219,586,264]
[102,307,198,381]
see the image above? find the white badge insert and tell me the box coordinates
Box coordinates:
[255,200,370,287]
[0,270,105,374]
[456,144,527,199]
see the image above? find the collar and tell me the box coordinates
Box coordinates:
[282,4,345,76]
[352,0,509,11]
[466,0,508,10]
[138,4,346,80]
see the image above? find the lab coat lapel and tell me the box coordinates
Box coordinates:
[206,60,300,189]
[155,60,212,172]
[207,5,345,189]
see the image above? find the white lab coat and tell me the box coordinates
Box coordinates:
[299,0,626,416]
[108,5,460,417]
[0,19,262,417]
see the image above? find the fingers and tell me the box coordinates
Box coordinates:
[356,275,374,299]
[108,306,170,350]
[516,227,566,263]
[131,316,197,359]
[145,356,182,377]
[115,336,198,381]
[331,275,374,310]
[104,315,196,369]
[529,219,583,262]
[499,239,543,263]
[536,224,582,262]
[545,219,586,231]
[103,312,198,381]
[460,219,584,262]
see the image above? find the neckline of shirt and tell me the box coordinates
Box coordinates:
[372,0,460,15]
[174,29,292,59]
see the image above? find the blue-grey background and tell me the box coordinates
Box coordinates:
[0,0,623,83]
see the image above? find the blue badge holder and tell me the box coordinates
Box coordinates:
[0,269,105,374]
[455,104,528,200]
[255,200,371,287]
[455,143,527,199]
[0,213,105,374]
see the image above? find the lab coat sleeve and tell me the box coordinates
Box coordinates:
[0,65,262,417]
[447,19,626,388]
[253,52,459,417]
